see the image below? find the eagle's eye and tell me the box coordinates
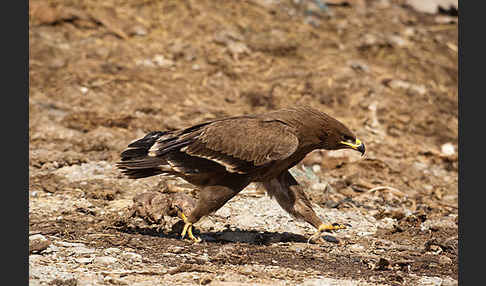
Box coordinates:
[342,135,354,143]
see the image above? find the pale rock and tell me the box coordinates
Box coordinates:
[441,143,455,156]
[153,54,174,68]
[75,257,94,264]
[121,252,143,263]
[93,256,118,266]
[104,247,122,255]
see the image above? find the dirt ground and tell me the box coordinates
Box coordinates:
[29,0,458,285]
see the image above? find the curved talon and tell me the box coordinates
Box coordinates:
[322,223,347,232]
[177,209,202,243]
[182,222,202,243]
[308,223,348,243]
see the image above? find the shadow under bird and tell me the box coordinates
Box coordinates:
[117,106,365,242]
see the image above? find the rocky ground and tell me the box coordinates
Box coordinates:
[29,0,458,285]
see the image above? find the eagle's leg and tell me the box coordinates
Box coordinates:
[177,209,201,243]
[181,175,250,243]
[263,170,348,242]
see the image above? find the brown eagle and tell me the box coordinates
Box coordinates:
[117,106,365,242]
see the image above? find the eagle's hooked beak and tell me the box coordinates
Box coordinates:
[340,138,366,156]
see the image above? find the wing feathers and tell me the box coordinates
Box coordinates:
[119,116,300,176]
[182,118,299,172]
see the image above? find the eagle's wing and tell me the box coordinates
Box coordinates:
[149,118,299,174]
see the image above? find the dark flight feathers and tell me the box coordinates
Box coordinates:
[117,116,301,178]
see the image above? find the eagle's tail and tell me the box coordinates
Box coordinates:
[116,131,168,179]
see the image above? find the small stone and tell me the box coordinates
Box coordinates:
[428,244,443,254]
[79,86,89,94]
[386,79,411,90]
[311,182,328,192]
[348,243,365,253]
[135,59,155,67]
[441,143,455,156]
[384,79,426,95]
[108,199,132,212]
[387,35,408,47]
[349,61,370,73]
[409,84,427,96]
[153,55,174,68]
[43,244,60,254]
[75,257,94,264]
[438,255,452,265]
[104,247,122,255]
[93,256,118,266]
[121,252,143,262]
[130,25,147,36]
[379,217,396,230]
[362,33,378,46]
[29,234,51,253]
[227,41,250,59]
[435,15,458,24]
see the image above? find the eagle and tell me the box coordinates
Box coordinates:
[117,106,365,242]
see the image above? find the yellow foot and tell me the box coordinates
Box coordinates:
[177,209,202,243]
[318,222,348,232]
[308,223,349,243]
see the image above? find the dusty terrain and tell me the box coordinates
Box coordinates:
[29,0,458,285]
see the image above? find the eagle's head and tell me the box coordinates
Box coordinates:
[317,115,366,156]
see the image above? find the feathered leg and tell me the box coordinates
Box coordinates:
[263,170,347,242]
[179,174,250,243]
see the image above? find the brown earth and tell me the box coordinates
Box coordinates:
[29,0,458,285]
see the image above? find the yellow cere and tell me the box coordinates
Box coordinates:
[341,138,362,149]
